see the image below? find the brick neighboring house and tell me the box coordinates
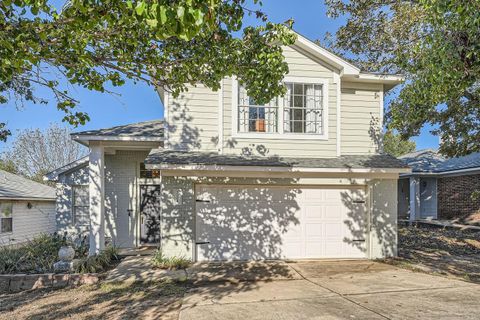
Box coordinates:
[398,149,480,222]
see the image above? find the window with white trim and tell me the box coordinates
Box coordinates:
[237,81,325,135]
[72,185,89,226]
[238,86,279,133]
[0,202,13,233]
[284,83,324,134]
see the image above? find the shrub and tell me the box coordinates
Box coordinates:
[73,245,120,274]
[0,233,117,274]
[151,249,191,270]
[0,233,67,274]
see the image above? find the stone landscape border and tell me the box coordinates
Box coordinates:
[0,273,100,293]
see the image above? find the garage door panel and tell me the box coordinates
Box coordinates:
[324,205,343,219]
[195,185,367,261]
[305,205,324,219]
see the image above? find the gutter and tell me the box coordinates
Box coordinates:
[0,197,55,202]
[400,166,480,178]
[146,163,411,174]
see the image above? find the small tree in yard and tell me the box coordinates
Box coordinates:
[0,0,296,142]
[0,158,18,174]
[383,131,416,158]
[1,124,87,184]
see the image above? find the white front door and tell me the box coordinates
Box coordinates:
[195,185,368,261]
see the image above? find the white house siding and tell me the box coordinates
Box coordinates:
[104,150,150,248]
[369,179,398,258]
[168,44,340,158]
[56,151,149,248]
[56,165,90,236]
[0,201,56,246]
[166,84,220,152]
[341,82,383,155]
[160,175,398,260]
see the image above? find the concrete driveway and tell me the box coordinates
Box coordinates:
[180,260,480,320]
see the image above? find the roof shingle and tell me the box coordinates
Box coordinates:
[72,119,164,138]
[145,150,408,169]
[400,149,480,173]
[0,170,55,201]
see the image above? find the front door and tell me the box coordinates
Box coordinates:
[140,185,161,245]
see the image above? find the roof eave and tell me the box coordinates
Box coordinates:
[146,163,411,174]
[342,73,405,87]
[293,32,360,76]
[0,196,55,202]
[44,156,89,181]
[71,135,164,145]
[292,32,404,89]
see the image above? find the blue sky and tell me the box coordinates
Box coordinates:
[0,0,439,152]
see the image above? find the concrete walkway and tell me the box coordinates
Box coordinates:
[105,256,188,283]
[106,256,300,283]
[105,257,480,319]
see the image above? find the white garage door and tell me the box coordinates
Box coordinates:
[195,185,368,261]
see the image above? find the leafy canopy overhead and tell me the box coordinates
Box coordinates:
[0,0,296,141]
[326,0,480,157]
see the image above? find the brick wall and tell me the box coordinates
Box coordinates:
[437,174,480,219]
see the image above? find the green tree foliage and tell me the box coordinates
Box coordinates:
[0,158,18,174]
[325,0,480,157]
[383,131,416,157]
[0,0,296,141]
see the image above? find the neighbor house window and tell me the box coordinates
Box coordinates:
[238,86,279,133]
[73,185,89,226]
[0,202,13,233]
[237,81,325,135]
[284,83,324,134]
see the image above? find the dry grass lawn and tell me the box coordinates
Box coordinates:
[385,225,480,283]
[0,279,188,320]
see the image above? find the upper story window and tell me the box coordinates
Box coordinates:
[238,86,279,133]
[284,83,324,134]
[0,202,13,233]
[236,78,327,137]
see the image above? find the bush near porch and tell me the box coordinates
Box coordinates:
[151,249,191,270]
[0,233,119,275]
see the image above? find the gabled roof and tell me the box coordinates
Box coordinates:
[399,149,446,173]
[44,156,89,181]
[292,31,404,87]
[0,170,55,201]
[71,119,164,145]
[400,149,480,175]
[145,150,409,172]
[293,32,360,76]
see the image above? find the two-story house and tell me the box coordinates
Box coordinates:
[46,32,409,260]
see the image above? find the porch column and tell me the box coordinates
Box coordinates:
[88,142,105,256]
[409,177,420,221]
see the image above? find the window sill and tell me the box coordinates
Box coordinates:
[232,132,329,141]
